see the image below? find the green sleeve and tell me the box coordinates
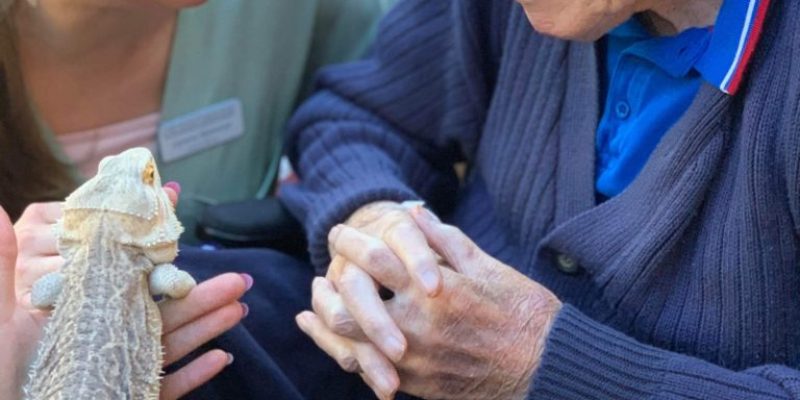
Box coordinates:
[297,0,395,99]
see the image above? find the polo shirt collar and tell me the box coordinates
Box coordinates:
[608,0,773,95]
[695,0,773,95]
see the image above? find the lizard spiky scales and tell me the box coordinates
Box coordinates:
[24,148,196,400]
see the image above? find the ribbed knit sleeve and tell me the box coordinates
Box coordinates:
[532,305,800,399]
[281,0,504,270]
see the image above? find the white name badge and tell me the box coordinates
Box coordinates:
[157,98,245,163]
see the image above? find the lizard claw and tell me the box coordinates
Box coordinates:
[150,264,196,299]
[31,272,65,309]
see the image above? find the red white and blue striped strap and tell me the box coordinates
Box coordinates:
[695,0,772,95]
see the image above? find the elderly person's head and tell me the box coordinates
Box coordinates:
[517,0,723,39]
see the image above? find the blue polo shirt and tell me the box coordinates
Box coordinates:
[596,0,772,198]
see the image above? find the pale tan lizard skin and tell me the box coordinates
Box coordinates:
[24,148,196,400]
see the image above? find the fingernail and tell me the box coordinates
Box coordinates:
[421,206,440,222]
[328,224,343,241]
[375,369,397,398]
[401,200,425,209]
[312,276,328,293]
[384,336,405,362]
[419,269,440,295]
[240,273,254,291]
[295,313,311,330]
[164,181,182,196]
[226,353,234,365]
[241,303,249,318]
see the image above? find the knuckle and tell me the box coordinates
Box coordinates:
[330,313,359,336]
[337,353,360,373]
[360,360,383,376]
[359,315,385,336]
[411,251,436,267]
[20,203,42,221]
[29,203,55,222]
[382,209,409,222]
[364,245,393,269]
[337,267,362,290]
[384,218,414,236]
[16,227,36,248]
[406,253,437,276]
[463,242,480,261]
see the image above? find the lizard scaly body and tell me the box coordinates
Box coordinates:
[24,148,196,400]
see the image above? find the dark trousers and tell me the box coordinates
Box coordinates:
[172,247,379,399]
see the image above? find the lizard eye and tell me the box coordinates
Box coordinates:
[142,161,156,185]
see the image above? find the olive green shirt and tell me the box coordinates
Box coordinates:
[42,0,392,241]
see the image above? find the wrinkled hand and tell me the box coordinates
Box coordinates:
[303,201,444,396]
[3,186,247,400]
[336,201,443,296]
[298,206,562,399]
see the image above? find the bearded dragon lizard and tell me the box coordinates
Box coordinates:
[24,148,197,400]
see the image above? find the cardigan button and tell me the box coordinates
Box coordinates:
[556,253,580,275]
[615,101,631,119]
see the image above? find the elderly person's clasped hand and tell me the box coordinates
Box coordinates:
[296,203,563,399]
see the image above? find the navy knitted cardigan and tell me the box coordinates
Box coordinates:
[282,0,800,398]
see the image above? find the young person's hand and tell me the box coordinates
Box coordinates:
[14,184,180,304]
[0,205,48,400]
[3,184,247,400]
[13,202,64,305]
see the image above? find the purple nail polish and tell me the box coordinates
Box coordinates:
[226,353,234,365]
[241,303,249,318]
[164,181,182,196]
[240,273,254,291]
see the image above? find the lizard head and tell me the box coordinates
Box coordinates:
[56,147,184,263]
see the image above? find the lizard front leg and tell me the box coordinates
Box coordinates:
[149,263,196,299]
[31,271,65,309]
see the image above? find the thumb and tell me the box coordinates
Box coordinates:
[0,206,17,316]
[409,205,485,278]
